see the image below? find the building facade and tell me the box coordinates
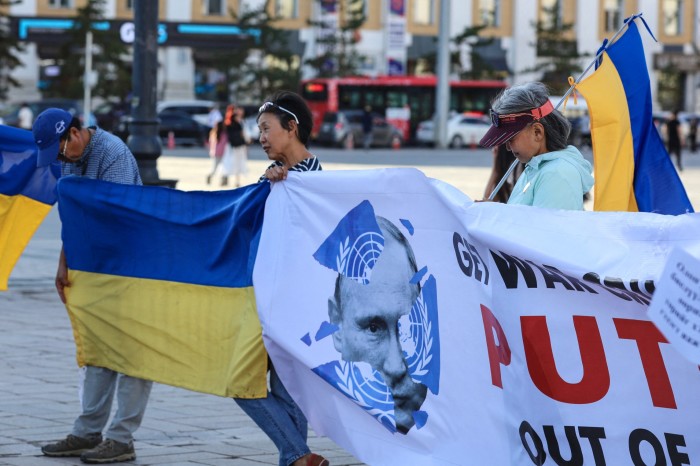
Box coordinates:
[3,0,699,112]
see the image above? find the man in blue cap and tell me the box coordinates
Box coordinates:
[33,108,151,464]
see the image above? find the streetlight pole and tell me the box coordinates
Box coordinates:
[129,1,175,187]
[434,0,450,149]
[83,30,92,125]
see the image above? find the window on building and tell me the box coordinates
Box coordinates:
[49,0,71,8]
[540,0,563,29]
[662,0,683,36]
[125,0,133,9]
[276,0,299,19]
[203,0,225,15]
[603,0,624,32]
[413,0,435,25]
[478,0,501,27]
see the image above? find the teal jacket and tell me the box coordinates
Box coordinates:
[507,145,594,210]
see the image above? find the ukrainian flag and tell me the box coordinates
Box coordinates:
[0,125,59,291]
[577,20,693,214]
[57,177,269,398]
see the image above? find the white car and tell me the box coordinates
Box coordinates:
[416,113,491,148]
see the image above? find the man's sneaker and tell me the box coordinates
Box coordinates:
[41,433,103,457]
[80,439,136,464]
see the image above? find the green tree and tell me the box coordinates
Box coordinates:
[525,0,586,94]
[0,0,24,100]
[409,25,506,80]
[45,0,130,101]
[305,0,366,78]
[221,0,303,103]
[452,25,506,80]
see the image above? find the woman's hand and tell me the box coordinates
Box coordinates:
[265,165,288,181]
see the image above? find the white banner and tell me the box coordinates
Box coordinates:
[253,169,700,465]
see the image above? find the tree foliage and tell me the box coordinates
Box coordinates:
[305,0,366,78]
[0,0,24,100]
[221,0,302,103]
[43,0,130,100]
[408,24,506,80]
[525,0,586,94]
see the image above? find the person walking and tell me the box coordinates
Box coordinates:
[207,103,223,128]
[32,108,152,464]
[223,104,248,187]
[483,144,523,203]
[18,102,33,130]
[688,117,698,153]
[234,90,328,466]
[666,110,683,171]
[206,119,228,185]
[361,105,373,151]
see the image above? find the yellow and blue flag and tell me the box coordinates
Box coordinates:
[577,20,693,214]
[0,125,59,290]
[57,177,270,398]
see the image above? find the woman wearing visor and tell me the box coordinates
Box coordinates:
[480,82,594,210]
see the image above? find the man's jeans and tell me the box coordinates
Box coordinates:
[234,364,310,466]
[72,366,153,444]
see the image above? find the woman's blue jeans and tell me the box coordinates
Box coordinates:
[234,364,310,466]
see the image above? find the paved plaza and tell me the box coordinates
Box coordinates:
[2,146,700,465]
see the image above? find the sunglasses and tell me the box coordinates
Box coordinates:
[258,101,299,124]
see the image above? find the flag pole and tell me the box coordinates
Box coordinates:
[487,14,641,201]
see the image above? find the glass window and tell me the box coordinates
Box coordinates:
[49,0,71,7]
[662,0,683,36]
[125,0,133,9]
[276,0,299,19]
[540,0,563,29]
[603,0,624,32]
[478,0,501,27]
[204,0,225,15]
[413,0,435,25]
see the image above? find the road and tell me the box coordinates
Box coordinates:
[157,143,700,209]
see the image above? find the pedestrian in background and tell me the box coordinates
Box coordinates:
[666,110,682,171]
[688,117,698,153]
[206,119,228,185]
[223,104,248,187]
[235,90,328,466]
[361,105,373,150]
[32,108,152,464]
[483,144,523,203]
[207,103,223,128]
[18,102,33,130]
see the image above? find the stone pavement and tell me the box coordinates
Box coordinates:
[2,147,700,466]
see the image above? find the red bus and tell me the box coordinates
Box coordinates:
[300,76,507,142]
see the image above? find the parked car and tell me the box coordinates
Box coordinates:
[316,110,403,148]
[156,100,217,126]
[114,110,208,147]
[416,113,490,148]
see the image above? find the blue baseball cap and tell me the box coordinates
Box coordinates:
[32,108,73,167]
